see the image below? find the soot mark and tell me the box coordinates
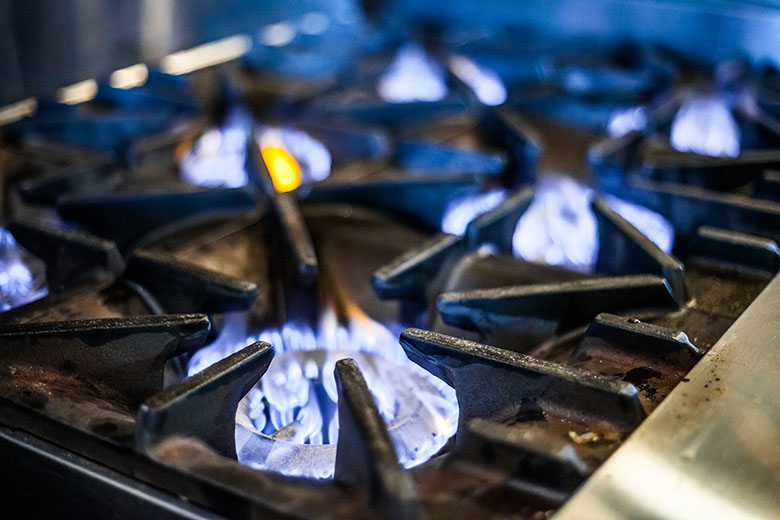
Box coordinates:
[623,367,662,386]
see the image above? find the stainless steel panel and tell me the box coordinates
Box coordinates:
[555,273,780,520]
[0,0,339,106]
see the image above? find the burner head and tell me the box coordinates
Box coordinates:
[234,348,457,478]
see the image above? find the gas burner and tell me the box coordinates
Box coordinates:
[234,347,457,478]
[1,20,779,520]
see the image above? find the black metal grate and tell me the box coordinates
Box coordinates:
[0,36,779,520]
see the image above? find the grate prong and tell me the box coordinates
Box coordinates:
[334,358,420,520]
[400,328,646,434]
[136,341,273,458]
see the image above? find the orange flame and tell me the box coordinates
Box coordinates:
[261,144,301,193]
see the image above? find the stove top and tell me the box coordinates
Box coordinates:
[0,18,779,520]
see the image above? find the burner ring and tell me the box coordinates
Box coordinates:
[234,348,458,478]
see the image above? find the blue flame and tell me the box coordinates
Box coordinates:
[440,189,507,236]
[603,195,675,253]
[180,109,251,188]
[188,308,458,479]
[449,55,507,106]
[436,177,674,272]
[670,96,741,158]
[256,125,331,183]
[259,22,297,47]
[378,44,448,103]
[0,228,48,312]
[513,176,598,271]
[607,106,647,137]
[298,11,330,36]
[512,176,674,272]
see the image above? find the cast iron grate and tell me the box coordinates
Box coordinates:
[0,35,779,520]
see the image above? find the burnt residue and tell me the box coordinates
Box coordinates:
[57,359,77,376]
[503,398,547,425]
[1,364,137,440]
[480,442,496,463]
[18,388,48,410]
[622,366,662,386]
[1,38,777,520]
[415,460,561,520]
[90,420,118,436]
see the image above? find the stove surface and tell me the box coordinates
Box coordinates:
[0,11,779,520]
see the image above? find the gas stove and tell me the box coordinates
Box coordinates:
[0,7,779,520]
